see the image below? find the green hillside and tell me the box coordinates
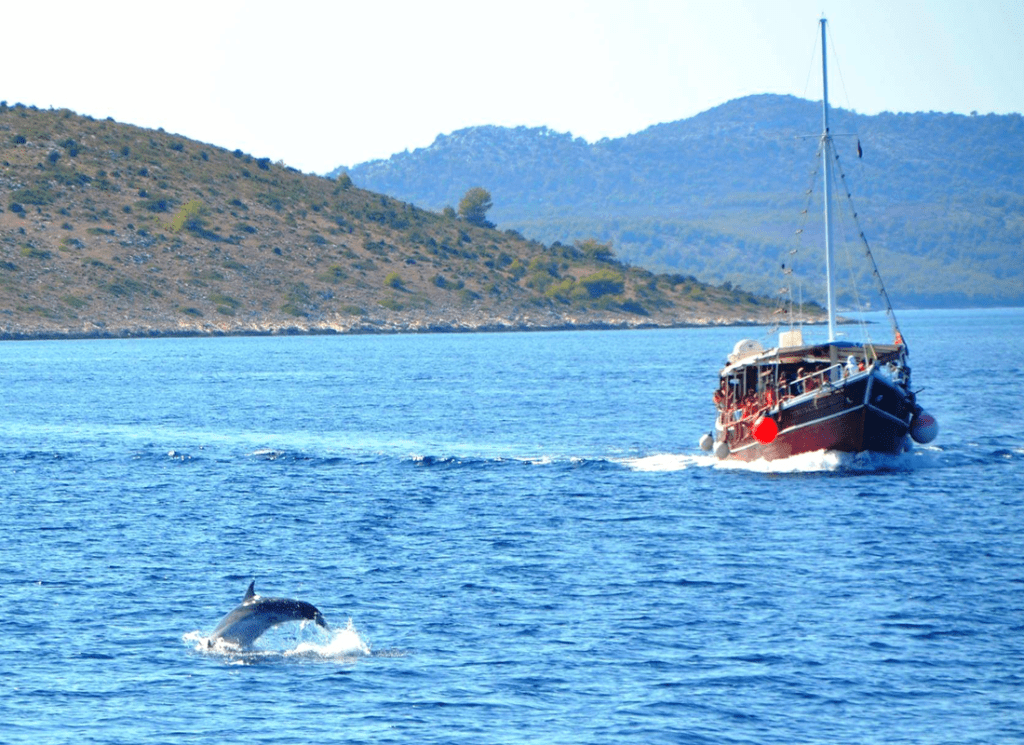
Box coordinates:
[339,95,1024,308]
[0,103,793,340]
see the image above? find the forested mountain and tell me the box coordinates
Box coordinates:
[337,95,1024,308]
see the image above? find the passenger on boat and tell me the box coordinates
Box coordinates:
[794,368,805,395]
[743,391,757,418]
[845,355,858,378]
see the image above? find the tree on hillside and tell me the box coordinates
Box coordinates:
[575,238,616,263]
[458,187,494,228]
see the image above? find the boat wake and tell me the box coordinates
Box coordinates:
[713,448,912,473]
[624,447,941,474]
[623,453,716,472]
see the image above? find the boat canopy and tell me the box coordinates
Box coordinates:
[721,340,905,375]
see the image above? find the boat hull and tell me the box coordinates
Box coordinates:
[721,371,913,462]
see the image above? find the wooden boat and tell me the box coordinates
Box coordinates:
[701,18,937,462]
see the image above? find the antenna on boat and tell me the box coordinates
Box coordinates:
[820,16,838,342]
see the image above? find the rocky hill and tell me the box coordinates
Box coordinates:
[0,103,797,341]
[338,95,1024,308]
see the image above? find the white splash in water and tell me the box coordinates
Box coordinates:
[287,619,370,659]
[185,618,371,661]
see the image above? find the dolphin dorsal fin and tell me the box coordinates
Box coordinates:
[243,580,256,603]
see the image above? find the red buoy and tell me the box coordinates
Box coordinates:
[753,416,778,444]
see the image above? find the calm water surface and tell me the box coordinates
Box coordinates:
[1,308,1022,744]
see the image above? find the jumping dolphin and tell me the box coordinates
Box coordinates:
[208,580,330,648]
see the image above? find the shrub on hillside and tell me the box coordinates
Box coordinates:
[138,197,170,212]
[576,269,625,298]
[317,265,347,283]
[524,271,555,293]
[620,299,648,315]
[169,200,208,234]
[528,256,558,276]
[281,283,312,317]
[10,186,54,205]
[544,277,576,301]
[433,274,464,290]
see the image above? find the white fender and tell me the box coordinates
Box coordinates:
[713,440,730,460]
[910,410,938,444]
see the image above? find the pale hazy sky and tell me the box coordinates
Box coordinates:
[4,0,1021,174]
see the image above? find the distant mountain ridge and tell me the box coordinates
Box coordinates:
[336,94,1024,308]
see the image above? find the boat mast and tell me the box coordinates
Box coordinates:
[820,17,838,341]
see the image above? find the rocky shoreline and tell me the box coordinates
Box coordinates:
[0,312,779,342]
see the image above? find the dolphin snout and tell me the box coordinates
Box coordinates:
[315,612,329,630]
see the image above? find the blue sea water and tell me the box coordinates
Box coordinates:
[1,308,1022,744]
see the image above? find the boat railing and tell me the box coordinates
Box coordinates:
[723,397,776,442]
[719,361,866,441]
[787,362,848,398]
[720,392,783,441]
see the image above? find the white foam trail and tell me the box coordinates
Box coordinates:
[714,447,930,473]
[712,449,847,473]
[625,453,714,472]
[625,447,937,474]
